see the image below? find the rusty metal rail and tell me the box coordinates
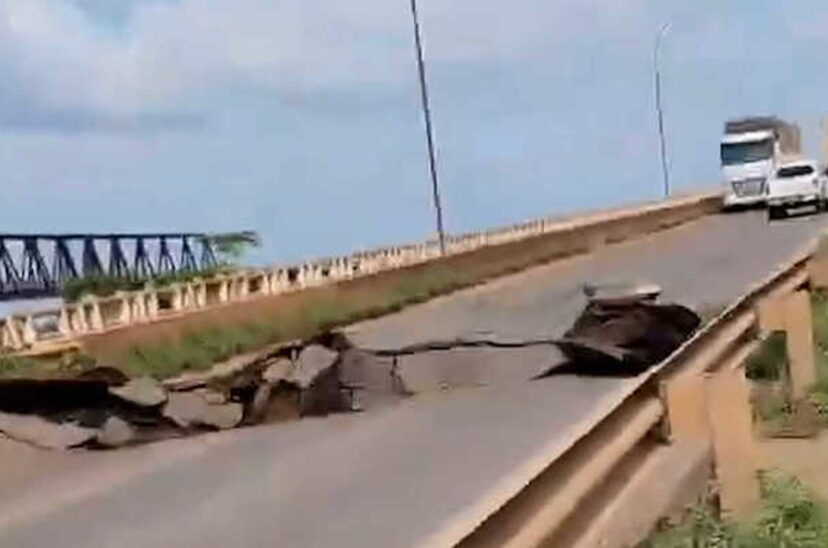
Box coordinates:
[456,239,824,547]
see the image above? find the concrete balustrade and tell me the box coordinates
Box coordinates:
[1,191,720,355]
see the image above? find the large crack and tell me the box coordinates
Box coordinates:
[0,284,700,451]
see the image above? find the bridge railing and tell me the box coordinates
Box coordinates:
[1,191,721,354]
[454,238,825,547]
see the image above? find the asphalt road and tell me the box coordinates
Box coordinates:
[1,209,827,548]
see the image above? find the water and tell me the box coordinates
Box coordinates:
[0,297,64,318]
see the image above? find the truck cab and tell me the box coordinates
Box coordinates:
[720,129,777,208]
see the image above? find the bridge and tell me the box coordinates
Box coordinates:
[0,233,218,300]
[1,196,828,547]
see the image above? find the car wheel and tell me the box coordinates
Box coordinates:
[768,206,784,221]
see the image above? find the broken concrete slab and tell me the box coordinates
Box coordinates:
[109,377,167,407]
[0,413,97,450]
[395,346,556,394]
[245,383,301,425]
[338,349,408,410]
[246,383,273,424]
[202,403,244,430]
[263,358,294,383]
[193,388,226,405]
[551,299,701,376]
[290,345,338,389]
[96,416,135,448]
[162,392,210,428]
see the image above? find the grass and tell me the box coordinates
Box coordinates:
[0,350,98,380]
[113,267,478,379]
[748,291,828,429]
[809,290,828,425]
[746,332,789,382]
[0,354,42,377]
[642,471,828,547]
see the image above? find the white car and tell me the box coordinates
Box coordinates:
[766,160,827,220]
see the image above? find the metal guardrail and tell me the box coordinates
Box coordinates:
[455,239,822,547]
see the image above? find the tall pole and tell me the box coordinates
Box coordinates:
[409,0,446,254]
[654,22,671,198]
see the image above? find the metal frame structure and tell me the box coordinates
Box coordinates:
[0,233,218,300]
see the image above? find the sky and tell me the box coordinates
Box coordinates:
[1,0,828,265]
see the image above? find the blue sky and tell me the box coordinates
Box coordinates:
[1,0,827,264]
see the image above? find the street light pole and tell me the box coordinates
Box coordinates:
[409,0,446,254]
[654,22,671,198]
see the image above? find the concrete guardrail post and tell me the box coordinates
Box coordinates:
[705,366,763,517]
[757,290,816,400]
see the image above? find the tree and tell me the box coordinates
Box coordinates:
[206,231,261,267]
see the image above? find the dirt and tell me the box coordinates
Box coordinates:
[761,432,828,499]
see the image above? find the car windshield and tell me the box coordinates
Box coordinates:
[777,165,814,178]
[720,138,774,165]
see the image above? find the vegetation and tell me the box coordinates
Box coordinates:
[117,266,475,379]
[642,471,828,547]
[809,290,828,424]
[0,353,41,377]
[120,322,279,379]
[205,231,261,266]
[746,291,828,431]
[0,349,98,380]
[746,332,789,382]
[61,231,259,302]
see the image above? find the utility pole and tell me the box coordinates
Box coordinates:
[409,0,446,253]
[654,22,671,198]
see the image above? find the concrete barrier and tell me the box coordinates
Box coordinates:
[3,191,721,356]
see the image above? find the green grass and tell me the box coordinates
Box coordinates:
[0,350,99,380]
[110,266,485,379]
[0,354,42,377]
[746,332,788,382]
[810,290,828,426]
[642,471,828,547]
[120,321,280,379]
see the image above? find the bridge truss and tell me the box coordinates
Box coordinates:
[0,233,218,300]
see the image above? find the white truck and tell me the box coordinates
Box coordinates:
[720,117,801,209]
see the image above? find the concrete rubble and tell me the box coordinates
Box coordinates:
[109,376,167,407]
[0,413,97,450]
[95,416,135,448]
[0,334,411,451]
[0,285,700,451]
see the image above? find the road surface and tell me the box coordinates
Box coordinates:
[1,209,826,547]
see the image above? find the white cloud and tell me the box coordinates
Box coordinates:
[0,0,655,129]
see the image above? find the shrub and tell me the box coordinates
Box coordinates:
[746,332,788,381]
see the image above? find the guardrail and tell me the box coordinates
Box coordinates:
[453,237,825,547]
[1,191,721,355]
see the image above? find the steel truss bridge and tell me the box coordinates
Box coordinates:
[0,233,218,300]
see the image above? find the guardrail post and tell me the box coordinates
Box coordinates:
[664,366,761,519]
[758,290,816,399]
[706,367,762,518]
[662,371,710,442]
